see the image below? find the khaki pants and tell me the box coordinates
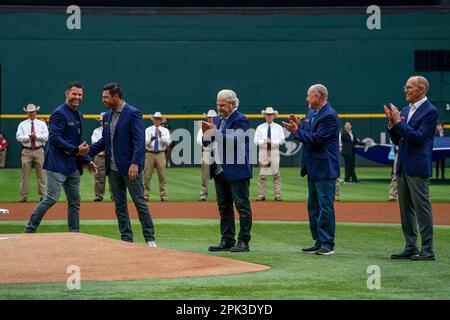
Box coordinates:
[0,149,6,168]
[389,152,399,199]
[199,152,210,199]
[144,152,168,200]
[20,147,46,199]
[94,154,112,199]
[258,148,281,199]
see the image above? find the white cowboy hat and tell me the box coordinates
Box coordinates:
[23,103,40,113]
[261,106,278,116]
[203,109,217,118]
[151,111,165,120]
[96,112,106,121]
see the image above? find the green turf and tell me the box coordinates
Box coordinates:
[0,219,449,300]
[0,167,449,202]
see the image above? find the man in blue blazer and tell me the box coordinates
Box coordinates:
[89,83,156,247]
[385,76,438,261]
[25,82,96,233]
[202,89,253,252]
[283,84,339,256]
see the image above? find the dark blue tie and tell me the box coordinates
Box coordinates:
[154,128,159,152]
[267,124,272,150]
[311,112,318,124]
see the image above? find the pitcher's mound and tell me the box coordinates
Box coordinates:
[0,233,270,284]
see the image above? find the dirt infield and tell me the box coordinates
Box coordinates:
[1,201,450,225]
[0,233,270,284]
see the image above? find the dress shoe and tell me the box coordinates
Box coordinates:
[199,198,207,202]
[144,198,149,202]
[302,245,320,254]
[316,247,335,256]
[275,197,282,201]
[230,241,249,252]
[93,197,103,202]
[256,197,265,201]
[18,198,27,203]
[388,197,397,202]
[208,241,234,252]
[411,252,435,261]
[390,250,418,259]
[161,198,168,202]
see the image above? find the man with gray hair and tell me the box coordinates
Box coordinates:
[283,84,339,256]
[201,89,253,253]
[384,75,438,261]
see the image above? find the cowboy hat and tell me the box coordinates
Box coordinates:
[23,103,40,113]
[151,112,165,120]
[261,106,278,116]
[203,109,217,118]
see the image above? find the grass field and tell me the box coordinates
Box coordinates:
[1,167,449,300]
[0,219,449,299]
[0,167,449,202]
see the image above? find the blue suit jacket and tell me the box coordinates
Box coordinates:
[388,99,438,177]
[294,103,340,180]
[89,103,146,176]
[208,110,253,182]
[43,103,90,175]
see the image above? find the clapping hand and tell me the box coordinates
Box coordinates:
[29,132,36,140]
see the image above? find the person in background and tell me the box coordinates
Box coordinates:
[91,112,112,202]
[388,144,399,201]
[144,112,171,202]
[0,132,8,168]
[254,107,285,201]
[435,122,446,180]
[197,109,217,201]
[340,121,366,184]
[161,117,174,168]
[16,103,49,202]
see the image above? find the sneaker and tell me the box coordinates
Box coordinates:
[302,245,320,254]
[147,241,157,248]
[316,247,335,256]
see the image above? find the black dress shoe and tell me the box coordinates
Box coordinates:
[411,252,435,261]
[230,241,249,252]
[208,241,234,252]
[93,197,103,202]
[18,198,27,203]
[390,250,419,259]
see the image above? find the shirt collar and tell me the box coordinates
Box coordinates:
[410,96,427,109]
[221,107,238,121]
[114,101,126,114]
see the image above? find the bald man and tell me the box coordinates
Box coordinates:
[384,76,438,261]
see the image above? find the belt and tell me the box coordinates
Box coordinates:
[22,146,43,150]
[146,150,164,154]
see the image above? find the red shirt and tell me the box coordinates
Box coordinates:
[0,138,8,151]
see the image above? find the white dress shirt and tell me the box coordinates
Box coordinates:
[254,122,285,149]
[407,96,428,123]
[145,125,171,151]
[91,126,105,155]
[16,118,49,148]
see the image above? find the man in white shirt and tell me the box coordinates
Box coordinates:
[196,109,217,201]
[254,107,285,201]
[16,104,49,202]
[91,112,112,201]
[144,112,171,201]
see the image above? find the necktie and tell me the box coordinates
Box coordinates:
[311,112,318,124]
[407,105,416,124]
[154,127,159,152]
[31,121,36,150]
[267,124,272,150]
